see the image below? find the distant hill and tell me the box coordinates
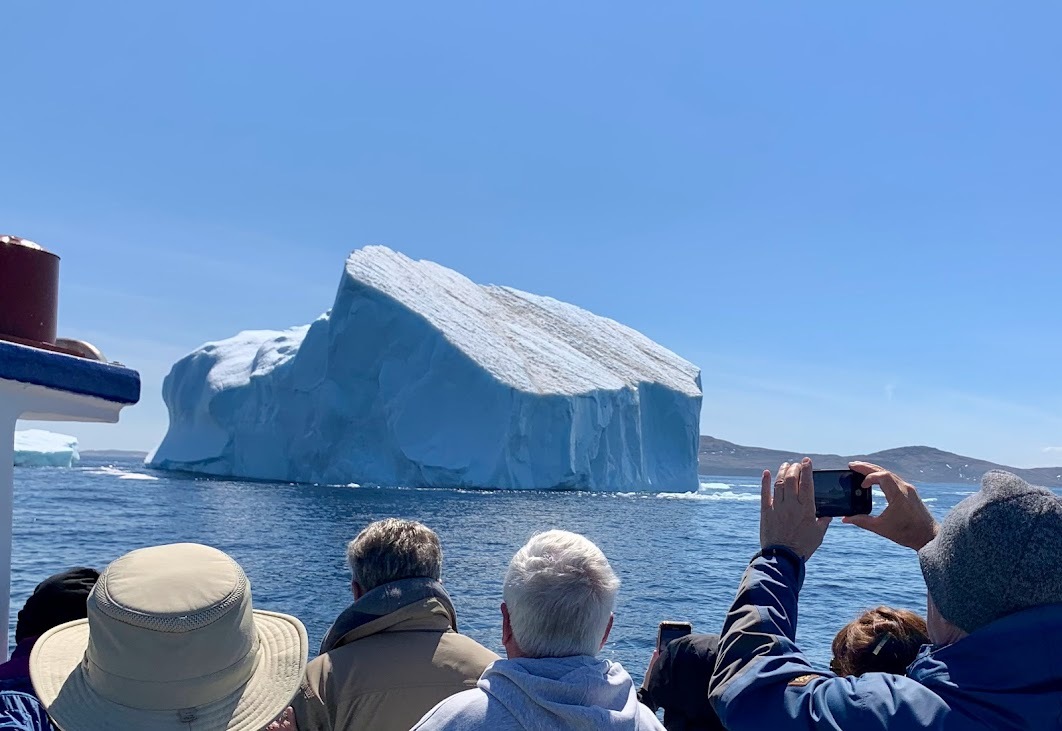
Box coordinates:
[78,442,1062,488]
[699,436,1062,487]
[80,449,149,460]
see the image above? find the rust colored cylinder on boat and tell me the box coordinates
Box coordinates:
[0,235,60,345]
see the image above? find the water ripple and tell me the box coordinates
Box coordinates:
[8,460,996,679]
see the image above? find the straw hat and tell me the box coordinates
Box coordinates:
[30,543,308,731]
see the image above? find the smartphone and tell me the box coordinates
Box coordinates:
[657,621,692,651]
[812,469,871,518]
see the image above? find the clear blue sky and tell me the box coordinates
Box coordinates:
[4,2,1061,467]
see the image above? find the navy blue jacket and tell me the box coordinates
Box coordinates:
[0,692,53,730]
[709,547,1062,730]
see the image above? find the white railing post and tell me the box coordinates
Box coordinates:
[0,410,17,660]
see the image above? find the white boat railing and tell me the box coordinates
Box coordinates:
[0,340,140,658]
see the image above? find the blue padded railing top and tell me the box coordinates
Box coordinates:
[0,340,141,405]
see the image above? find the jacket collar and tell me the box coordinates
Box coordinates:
[320,577,458,655]
[908,603,1062,691]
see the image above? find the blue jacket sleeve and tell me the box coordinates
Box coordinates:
[708,547,949,731]
[0,691,55,730]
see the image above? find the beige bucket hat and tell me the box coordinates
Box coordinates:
[29,543,308,731]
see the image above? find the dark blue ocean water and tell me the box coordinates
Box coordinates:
[8,458,994,679]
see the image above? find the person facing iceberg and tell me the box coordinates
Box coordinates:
[411,530,665,731]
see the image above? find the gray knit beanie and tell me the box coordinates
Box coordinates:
[919,470,1062,634]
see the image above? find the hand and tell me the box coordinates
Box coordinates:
[760,459,831,560]
[842,462,939,550]
[263,708,298,731]
[642,648,662,689]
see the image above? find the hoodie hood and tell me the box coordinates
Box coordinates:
[478,656,662,731]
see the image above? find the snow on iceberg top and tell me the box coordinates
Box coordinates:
[191,326,310,394]
[14,429,78,453]
[343,246,701,397]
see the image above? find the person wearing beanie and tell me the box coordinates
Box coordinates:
[709,459,1062,731]
[0,568,99,697]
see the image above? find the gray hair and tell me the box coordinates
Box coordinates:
[502,530,620,658]
[346,519,443,593]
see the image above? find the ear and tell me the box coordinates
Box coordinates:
[352,581,364,601]
[501,602,513,645]
[599,614,614,650]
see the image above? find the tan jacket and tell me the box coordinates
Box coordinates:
[291,596,499,731]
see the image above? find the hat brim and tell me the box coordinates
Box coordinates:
[29,610,307,731]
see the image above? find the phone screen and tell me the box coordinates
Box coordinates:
[812,469,871,517]
[657,621,692,651]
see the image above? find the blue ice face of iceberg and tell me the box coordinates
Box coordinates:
[148,246,703,491]
[13,429,80,468]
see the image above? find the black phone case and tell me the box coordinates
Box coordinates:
[813,470,872,518]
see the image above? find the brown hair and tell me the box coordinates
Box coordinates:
[346,519,443,593]
[830,606,930,677]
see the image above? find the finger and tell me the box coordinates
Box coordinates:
[784,461,801,493]
[862,470,904,503]
[842,513,881,534]
[817,516,832,532]
[849,461,885,476]
[856,469,885,490]
[774,463,788,504]
[797,458,813,506]
[646,648,662,677]
[761,470,772,511]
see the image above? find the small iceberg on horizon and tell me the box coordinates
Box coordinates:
[13,429,80,468]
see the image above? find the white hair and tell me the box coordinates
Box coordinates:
[503,530,620,658]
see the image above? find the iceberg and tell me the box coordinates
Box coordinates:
[148,246,703,491]
[13,429,80,468]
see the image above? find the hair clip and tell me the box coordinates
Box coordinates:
[872,633,893,656]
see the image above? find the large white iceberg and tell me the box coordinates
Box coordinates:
[148,247,703,490]
[14,429,80,468]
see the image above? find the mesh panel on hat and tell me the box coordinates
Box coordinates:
[93,554,248,633]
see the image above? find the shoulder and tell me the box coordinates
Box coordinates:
[787,673,949,727]
[439,633,501,668]
[634,698,667,730]
[306,630,396,679]
[300,649,335,689]
[411,688,493,730]
[717,668,949,731]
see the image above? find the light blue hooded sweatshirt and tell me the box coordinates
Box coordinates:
[411,655,665,731]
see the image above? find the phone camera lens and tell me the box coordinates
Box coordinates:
[854,488,863,496]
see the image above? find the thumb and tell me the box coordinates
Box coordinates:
[842,514,876,530]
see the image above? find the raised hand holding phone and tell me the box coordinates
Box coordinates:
[843,462,939,550]
[760,459,832,560]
